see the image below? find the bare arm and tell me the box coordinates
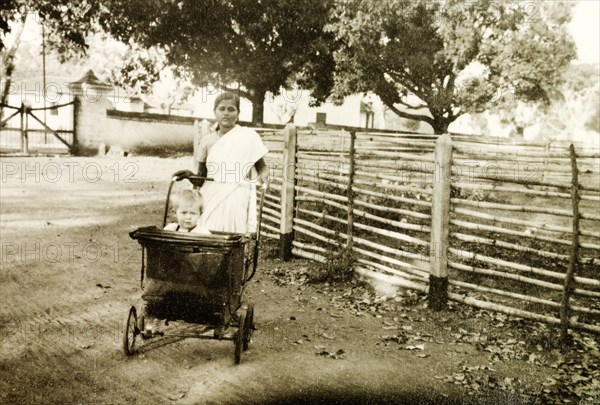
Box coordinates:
[254,158,269,187]
[192,161,207,188]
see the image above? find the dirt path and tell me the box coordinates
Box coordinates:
[0,156,594,404]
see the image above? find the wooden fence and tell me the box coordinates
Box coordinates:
[256,124,600,336]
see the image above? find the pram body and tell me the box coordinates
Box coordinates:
[122,178,263,364]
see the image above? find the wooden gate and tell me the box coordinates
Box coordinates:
[0,98,78,155]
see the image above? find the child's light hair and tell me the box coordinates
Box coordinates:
[171,189,204,211]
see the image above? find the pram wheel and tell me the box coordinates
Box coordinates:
[243,304,254,351]
[122,306,139,356]
[234,309,247,364]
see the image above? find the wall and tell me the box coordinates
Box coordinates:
[101,110,196,151]
[262,91,388,129]
[2,75,199,153]
[62,86,197,153]
[291,94,363,128]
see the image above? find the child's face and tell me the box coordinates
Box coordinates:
[176,203,201,230]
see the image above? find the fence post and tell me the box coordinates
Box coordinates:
[428,133,453,310]
[71,96,80,155]
[542,141,550,182]
[20,102,29,155]
[346,130,356,252]
[280,123,297,261]
[559,144,580,348]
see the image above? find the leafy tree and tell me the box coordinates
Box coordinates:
[3,1,334,124]
[1,3,191,119]
[323,0,576,134]
[489,63,600,140]
[585,92,600,133]
[544,64,600,138]
[99,0,334,124]
[1,1,100,120]
[96,40,165,95]
[1,0,27,53]
[1,4,26,120]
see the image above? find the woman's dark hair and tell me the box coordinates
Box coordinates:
[213,91,240,111]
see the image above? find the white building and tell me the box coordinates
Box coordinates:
[190,86,388,129]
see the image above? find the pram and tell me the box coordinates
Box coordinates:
[122,176,265,364]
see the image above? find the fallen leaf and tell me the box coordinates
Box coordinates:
[316,349,345,359]
[381,335,408,344]
[168,390,187,401]
[572,374,589,383]
[403,344,425,351]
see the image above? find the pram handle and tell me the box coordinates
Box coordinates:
[246,185,266,283]
[179,174,269,189]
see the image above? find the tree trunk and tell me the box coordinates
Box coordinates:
[432,115,450,135]
[0,15,26,123]
[251,88,266,125]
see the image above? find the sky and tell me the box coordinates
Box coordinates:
[569,0,600,64]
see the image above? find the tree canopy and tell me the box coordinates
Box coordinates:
[2,0,579,130]
[97,0,333,123]
[322,0,576,133]
[1,1,101,57]
[544,63,600,138]
[2,0,334,124]
[1,1,100,119]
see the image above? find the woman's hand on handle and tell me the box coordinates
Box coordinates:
[255,158,270,190]
[259,170,270,190]
[172,170,195,181]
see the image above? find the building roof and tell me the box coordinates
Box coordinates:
[69,69,111,87]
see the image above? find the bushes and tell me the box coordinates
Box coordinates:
[310,244,355,284]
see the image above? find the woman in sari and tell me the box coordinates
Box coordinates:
[175,92,269,233]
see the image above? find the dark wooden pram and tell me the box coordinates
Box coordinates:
[122,177,264,364]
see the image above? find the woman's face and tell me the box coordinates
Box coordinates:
[214,99,239,132]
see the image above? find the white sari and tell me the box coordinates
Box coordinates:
[198,125,268,233]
